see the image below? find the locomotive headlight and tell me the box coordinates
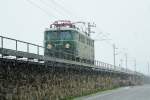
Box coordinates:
[47,44,52,49]
[65,43,70,48]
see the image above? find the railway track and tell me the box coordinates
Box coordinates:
[0,35,142,76]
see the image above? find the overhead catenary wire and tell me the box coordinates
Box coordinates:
[25,0,58,19]
[51,0,75,16]
[92,24,113,43]
[47,0,80,20]
[38,0,72,19]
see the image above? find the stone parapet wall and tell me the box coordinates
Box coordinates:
[0,59,137,100]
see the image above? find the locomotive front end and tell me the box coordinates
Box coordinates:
[44,20,77,60]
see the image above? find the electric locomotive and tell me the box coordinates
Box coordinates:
[44,20,95,64]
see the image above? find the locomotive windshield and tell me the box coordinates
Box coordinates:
[60,31,72,40]
[46,30,73,40]
[46,31,57,40]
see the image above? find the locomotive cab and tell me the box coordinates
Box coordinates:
[44,20,95,64]
[44,29,77,57]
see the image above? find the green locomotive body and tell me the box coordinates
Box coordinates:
[44,20,95,63]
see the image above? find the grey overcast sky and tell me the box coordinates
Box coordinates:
[0,0,150,75]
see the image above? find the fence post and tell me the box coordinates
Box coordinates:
[16,40,17,51]
[1,36,3,58]
[98,61,100,66]
[27,43,29,53]
[1,36,3,49]
[37,46,39,55]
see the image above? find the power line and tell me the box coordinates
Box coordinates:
[25,0,57,19]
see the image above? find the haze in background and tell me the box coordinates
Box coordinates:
[0,0,150,75]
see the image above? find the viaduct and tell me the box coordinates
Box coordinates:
[0,35,144,100]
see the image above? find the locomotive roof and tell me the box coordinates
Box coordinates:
[45,27,94,41]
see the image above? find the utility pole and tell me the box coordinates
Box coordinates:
[134,59,136,72]
[148,62,149,76]
[87,22,96,36]
[134,59,137,84]
[120,59,123,67]
[113,44,118,69]
[125,53,128,71]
